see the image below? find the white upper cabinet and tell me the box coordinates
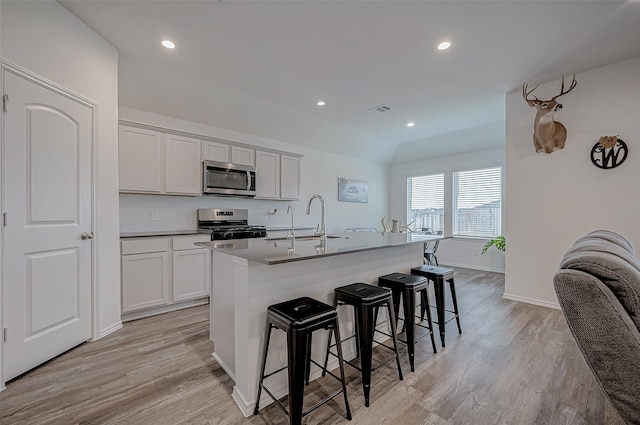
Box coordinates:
[119,124,202,196]
[119,126,164,193]
[202,140,230,163]
[165,134,202,195]
[119,122,302,198]
[204,142,255,167]
[255,151,281,199]
[231,146,255,167]
[280,155,301,200]
[255,151,301,200]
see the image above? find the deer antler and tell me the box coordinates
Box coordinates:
[522,82,541,103]
[523,73,577,154]
[551,74,577,100]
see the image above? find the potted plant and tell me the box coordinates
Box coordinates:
[482,235,505,254]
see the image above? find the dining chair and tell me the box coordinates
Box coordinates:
[345,227,379,232]
[424,240,440,265]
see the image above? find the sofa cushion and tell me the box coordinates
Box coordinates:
[554,269,640,425]
[581,230,636,255]
[559,233,640,332]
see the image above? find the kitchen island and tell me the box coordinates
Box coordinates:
[197,232,439,416]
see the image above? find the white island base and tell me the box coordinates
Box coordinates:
[209,239,424,417]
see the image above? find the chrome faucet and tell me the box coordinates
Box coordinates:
[286,204,295,245]
[306,194,326,243]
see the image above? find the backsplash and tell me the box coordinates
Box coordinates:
[119,194,298,233]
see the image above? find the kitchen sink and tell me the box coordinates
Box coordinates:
[264,235,343,241]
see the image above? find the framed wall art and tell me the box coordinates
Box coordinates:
[338,178,368,203]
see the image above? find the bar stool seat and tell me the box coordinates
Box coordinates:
[254,296,352,425]
[411,265,462,348]
[378,273,437,372]
[322,283,403,407]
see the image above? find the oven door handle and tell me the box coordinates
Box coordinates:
[247,171,252,191]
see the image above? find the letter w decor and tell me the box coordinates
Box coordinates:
[591,136,628,169]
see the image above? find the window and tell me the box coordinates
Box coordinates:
[453,167,502,238]
[407,174,444,234]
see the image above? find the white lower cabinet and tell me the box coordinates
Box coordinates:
[121,234,211,319]
[122,251,170,313]
[172,247,210,302]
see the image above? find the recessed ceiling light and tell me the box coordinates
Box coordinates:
[316,100,326,106]
[437,41,451,51]
[407,122,415,128]
[162,40,176,49]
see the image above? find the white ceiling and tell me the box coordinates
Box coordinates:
[60,0,640,163]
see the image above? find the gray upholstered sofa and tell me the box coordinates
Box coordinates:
[554,230,640,425]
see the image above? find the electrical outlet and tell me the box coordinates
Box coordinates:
[150,210,160,221]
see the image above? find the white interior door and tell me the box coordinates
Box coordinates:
[2,70,93,381]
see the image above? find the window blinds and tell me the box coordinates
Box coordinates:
[407,174,444,233]
[452,167,502,238]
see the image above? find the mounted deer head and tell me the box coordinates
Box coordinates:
[522,74,577,154]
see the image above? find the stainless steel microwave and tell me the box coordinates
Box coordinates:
[203,160,256,197]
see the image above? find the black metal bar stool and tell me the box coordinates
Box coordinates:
[254,296,352,425]
[322,283,403,407]
[411,265,462,348]
[378,273,437,372]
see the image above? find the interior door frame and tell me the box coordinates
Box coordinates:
[0,59,100,390]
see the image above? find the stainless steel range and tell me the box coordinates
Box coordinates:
[197,208,266,240]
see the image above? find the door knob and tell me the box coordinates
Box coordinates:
[80,232,94,240]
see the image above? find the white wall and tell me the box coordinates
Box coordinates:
[389,147,505,272]
[0,1,121,339]
[505,56,640,308]
[119,107,389,234]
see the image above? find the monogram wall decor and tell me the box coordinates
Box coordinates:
[590,135,628,169]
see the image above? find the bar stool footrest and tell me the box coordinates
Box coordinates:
[259,385,290,416]
[325,344,398,375]
[259,357,349,418]
[432,313,460,326]
[261,365,289,380]
[303,388,345,417]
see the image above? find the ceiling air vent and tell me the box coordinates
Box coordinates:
[368,104,391,114]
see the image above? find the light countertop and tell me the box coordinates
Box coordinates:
[120,230,201,238]
[196,232,442,265]
[265,226,316,232]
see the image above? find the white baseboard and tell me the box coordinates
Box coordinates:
[231,352,348,417]
[502,293,560,310]
[121,297,209,322]
[212,352,236,382]
[232,387,254,418]
[97,321,123,339]
[439,261,505,274]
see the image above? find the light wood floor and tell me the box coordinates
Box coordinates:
[0,268,623,425]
